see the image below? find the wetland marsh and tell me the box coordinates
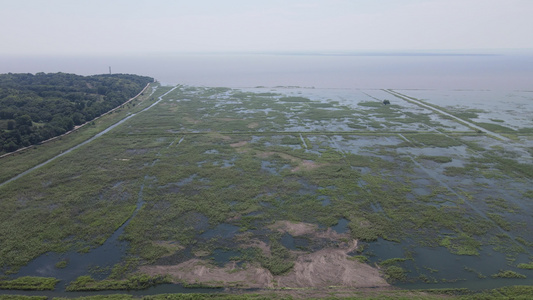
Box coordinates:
[1,83,532,297]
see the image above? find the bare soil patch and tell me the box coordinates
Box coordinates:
[140,221,388,290]
[207,132,232,140]
[291,159,323,172]
[269,220,318,236]
[275,246,387,288]
[239,239,271,257]
[316,227,351,241]
[256,152,326,172]
[230,141,248,148]
[140,259,274,289]
[247,122,259,129]
[140,241,387,289]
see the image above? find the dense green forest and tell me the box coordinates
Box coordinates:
[0,72,153,154]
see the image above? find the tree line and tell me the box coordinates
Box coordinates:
[0,72,153,153]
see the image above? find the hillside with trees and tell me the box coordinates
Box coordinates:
[0,72,153,153]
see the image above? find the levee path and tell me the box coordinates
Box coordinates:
[0,85,178,189]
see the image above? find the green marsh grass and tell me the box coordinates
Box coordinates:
[475,122,516,133]
[491,270,527,279]
[0,296,48,300]
[0,276,59,290]
[1,85,532,292]
[66,274,171,291]
[418,155,453,164]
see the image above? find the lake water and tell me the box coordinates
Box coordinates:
[1,52,532,90]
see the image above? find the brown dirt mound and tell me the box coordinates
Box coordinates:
[269,220,318,236]
[239,238,271,256]
[230,141,248,148]
[207,133,231,140]
[140,259,274,288]
[275,246,387,288]
[139,221,387,290]
[291,159,323,172]
[247,122,259,128]
[256,152,325,172]
[140,242,387,289]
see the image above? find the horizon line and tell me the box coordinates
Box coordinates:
[2,48,533,57]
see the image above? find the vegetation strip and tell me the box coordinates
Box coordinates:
[0,276,59,290]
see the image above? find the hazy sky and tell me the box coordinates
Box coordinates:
[1,0,532,55]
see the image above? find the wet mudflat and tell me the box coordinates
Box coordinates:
[1,84,532,295]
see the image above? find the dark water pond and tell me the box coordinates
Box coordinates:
[280,232,310,251]
[364,238,533,290]
[332,218,349,233]
[7,182,149,293]
[200,223,240,240]
[210,249,242,267]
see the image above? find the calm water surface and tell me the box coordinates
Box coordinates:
[1,52,532,90]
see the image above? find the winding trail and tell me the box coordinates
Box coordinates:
[0,86,178,189]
